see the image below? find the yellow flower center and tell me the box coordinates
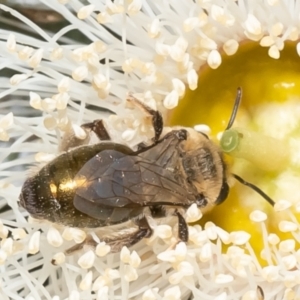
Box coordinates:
[170,42,300,262]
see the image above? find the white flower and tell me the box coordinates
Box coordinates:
[1,1,300,300]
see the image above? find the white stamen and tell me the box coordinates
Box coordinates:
[250,210,267,222]
[230,231,251,245]
[268,45,280,59]
[10,74,28,85]
[43,116,57,130]
[244,14,262,36]
[279,221,298,232]
[96,242,111,257]
[80,271,93,290]
[199,242,212,262]
[69,290,80,300]
[177,261,194,276]
[186,203,202,222]
[169,272,183,285]
[122,129,136,141]
[279,239,295,252]
[223,39,239,56]
[29,92,42,110]
[129,251,141,268]
[58,77,70,93]
[120,246,131,263]
[11,228,26,240]
[282,254,297,270]
[18,46,33,60]
[260,36,274,47]
[72,124,87,140]
[148,18,160,38]
[28,48,43,68]
[52,252,66,265]
[172,78,185,97]
[142,289,158,300]
[215,293,227,300]
[78,250,95,269]
[6,34,16,52]
[163,286,181,300]
[77,5,95,19]
[207,50,222,69]
[97,11,113,24]
[124,265,138,282]
[215,274,234,284]
[0,250,7,265]
[54,92,70,110]
[274,199,292,211]
[94,73,109,89]
[0,112,13,129]
[211,5,235,26]
[163,90,179,109]
[205,222,218,240]
[97,287,109,300]
[128,0,142,15]
[47,227,63,247]
[261,266,280,282]
[183,17,200,32]
[155,225,172,239]
[268,233,280,245]
[194,124,211,135]
[187,69,198,90]
[170,37,188,62]
[2,238,13,255]
[72,65,89,81]
[51,47,64,60]
[28,231,40,254]
[216,227,230,244]
[68,228,87,244]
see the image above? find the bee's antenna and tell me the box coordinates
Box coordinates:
[225,87,242,131]
[232,173,275,206]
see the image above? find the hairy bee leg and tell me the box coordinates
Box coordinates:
[101,216,152,252]
[127,94,163,142]
[63,235,97,256]
[176,211,189,242]
[59,120,110,151]
[81,119,111,141]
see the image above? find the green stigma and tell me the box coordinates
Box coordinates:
[220,127,289,172]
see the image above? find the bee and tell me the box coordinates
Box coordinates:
[19,88,274,252]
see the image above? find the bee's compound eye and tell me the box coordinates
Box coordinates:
[215,181,229,205]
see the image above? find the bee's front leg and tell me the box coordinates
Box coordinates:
[127,94,163,142]
[176,211,189,242]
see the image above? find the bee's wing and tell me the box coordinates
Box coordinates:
[73,130,197,221]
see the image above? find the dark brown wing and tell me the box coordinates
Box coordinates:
[73,130,197,221]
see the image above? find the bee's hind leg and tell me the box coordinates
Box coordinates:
[62,216,153,256]
[102,216,153,252]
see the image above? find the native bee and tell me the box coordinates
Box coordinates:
[19,88,274,252]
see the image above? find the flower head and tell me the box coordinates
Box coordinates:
[1,1,300,299]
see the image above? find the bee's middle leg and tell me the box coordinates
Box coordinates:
[81,119,111,141]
